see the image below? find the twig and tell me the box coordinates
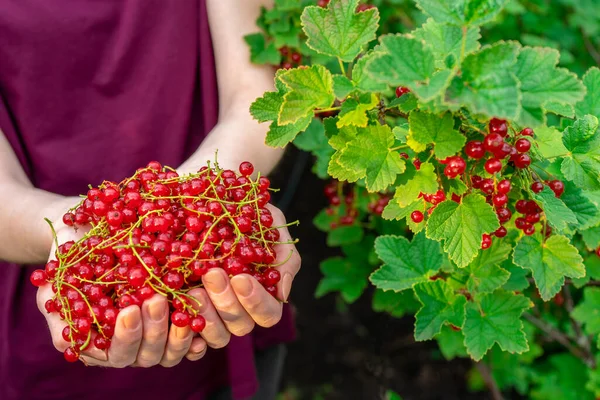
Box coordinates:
[524,313,595,367]
[474,361,504,400]
[563,285,595,366]
[582,29,600,65]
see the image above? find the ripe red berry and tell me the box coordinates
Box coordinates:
[497,180,511,194]
[465,141,485,159]
[489,118,508,136]
[171,310,190,327]
[492,193,508,207]
[523,224,536,236]
[497,207,512,223]
[413,159,421,170]
[514,138,531,153]
[318,0,329,7]
[190,316,206,333]
[484,133,504,152]
[411,211,424,223]
[395,86,410,97]
[531,182,544,193]
[239,161,254,176]
[480,179,495,194]
[30,269,47,287]
[484,158,502,174]
[520,128,534,136]
[494,226,508,238]
[63,347,80,363]
[444,156,466,178]
[513,154,531,169]
[481,234,492,249]
[596,247,600,258]
[548,180,565,198]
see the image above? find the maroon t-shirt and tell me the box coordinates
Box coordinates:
[0,1,294,399]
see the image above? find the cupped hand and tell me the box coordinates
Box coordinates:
[36,213,207,368]
[199,204,301,340]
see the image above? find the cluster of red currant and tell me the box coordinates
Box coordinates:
[324,180,360,227]
[30,161,291,363]
[367,194,391,216]
[278,46,302,70]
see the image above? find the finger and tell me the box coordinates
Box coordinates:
[266,205,302,301]
[202,268,255,337]
[189,288,230,349]
[134,294,169,367]
[159,324,193,368]
[106,306,143,368]
[185,337,208,362]
[231,274,282,328]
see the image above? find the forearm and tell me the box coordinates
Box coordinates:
[0,183,70,264]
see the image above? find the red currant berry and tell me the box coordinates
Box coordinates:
[94,336,110,350]
[531,182,544,193]
[513,154,531,169]
[497,207,512,223]
[480,179,495,195]
[239,161,254,176]
[519,128,534,136]
[523,224,536,236]
[465,141,485,159]
[494,226,507,238]
[489,118,508,136]
[411,211,424,223]
[190,316,207,333]
[515,138,531,153]
[481,234,492,249]
[30,269,47,287]
[64,347,80,363]
[395,86,410,97]
[484,158,502,174]
[548,180,565,198]
[171,310,191,328]
[492,193,508,207]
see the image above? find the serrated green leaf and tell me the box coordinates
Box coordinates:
[327,225,364,246]
[251,92,284,123]
[351,53,389,93]
[576,67,600,120]
[365,35,438,95]
[369,232,443,292]
[513,234,584,301]
[413,280,467,341]
[313,208,336,232]
[266,114,312,147]
[561,115,600,190]
[301,0,379,62]
[316,256,372,303]
[294,118,334,179]
[581,226,600,250]
[436,325,468,360]
[408,111,466,159]
[372,289,420,318]
[381,199,424,221]
[533,126,569,159]
[513,47,586,126]
[463,290,531,361]
[413,19,481,68]
[333,75,355,99]
[426,194,500,268]
[278,65,335,125]
[393,162,439,208]
[533,186,577,231]
[334,124,406,191]
[561,181,600,229]
[531,353,594,400]
[502,261,531,292]
[415,0,510,27]
[446,42,520,119]
[244,33,282,65]
[337,93,378,127]
[572,287,600,336]
[444,176,468,195]
[466,240,512,294]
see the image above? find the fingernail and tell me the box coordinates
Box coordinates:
[175,326,189,340]
[282,273,293,301]
[204,270,228,294]
[123,309,141,330]
[232,276,254,298]
[149,300,167,322]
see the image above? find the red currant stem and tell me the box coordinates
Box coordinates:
[269,249,295,269]
[60,281,102,347]
[389,145,408,152]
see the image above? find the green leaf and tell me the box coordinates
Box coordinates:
[365,35,440,98]
[266,115,312,147]
[426,194,500,268]
[413,19,481,68]
[561,115,600,190]
[313,208,336,232]
[531,353,594,400]
[250,92,283,123]
[413,280,467,341]
[278,65,335,125]
[533,126,569,159]
[381,199,424,221]
[533,186,577,231]
[513,234,584,301]
[466,240,512,294]
[502,261,531,292]
[351,54,389,93]
[576,67,600,120]
[408,111,466,159]
[513,47,586,126]
[372,289,420,318]
[572,287,600,335]
[415,0,510,27]
[436,325,468,360]
[446,42,520,119]
[327,225,364,247]
[293,118,334,179]
[581,226,600,250]
[369,232,443,292]
[301,0,379,62]
[333,124,406,192]
[244,33,282,65]
[337,93,378,127]
[463,290,531,361]
[316,256,372,303]
[561,181,600,230]
[393,162,439,207]
[333,75,355,99]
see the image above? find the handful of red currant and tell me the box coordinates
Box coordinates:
[30,160,295,363]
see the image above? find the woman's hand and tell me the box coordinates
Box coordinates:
[36,211,208,368]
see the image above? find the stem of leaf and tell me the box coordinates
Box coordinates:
[474,361,504,400]
[315,107,341,113]
[337,57,346,77]
[563,284,594,363]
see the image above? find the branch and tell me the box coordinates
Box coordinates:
[582,29,600,65]
[524,313,595,367]
[563,285,596,368]
[474,361,504,400]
